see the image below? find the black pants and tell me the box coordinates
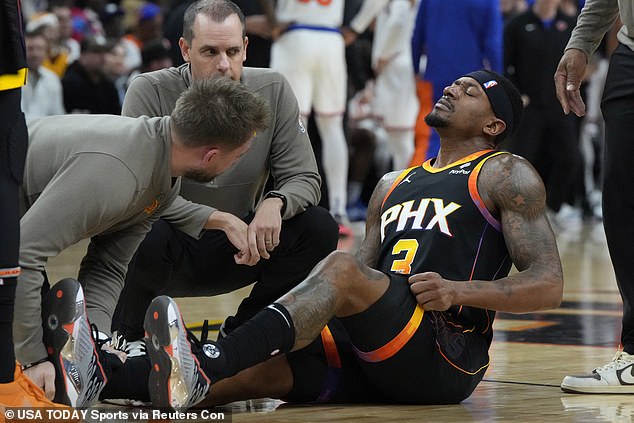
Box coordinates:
[0,88,27,380]
[601,43,634,353]
[112,206,338,339]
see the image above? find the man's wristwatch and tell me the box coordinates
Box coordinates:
[264,191,287,215]
[21,357,49,370]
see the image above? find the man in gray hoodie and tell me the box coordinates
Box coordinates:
[16,77,270,406]
[113,0,338,345]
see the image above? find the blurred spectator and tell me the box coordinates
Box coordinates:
[70,0,107,40]
[502,0,528,23]
[122,2,165,70]
[140,38,172,72]
[504,0,582,225]
[21,27,66,123]
[49,0,80,63]
[560,0,581,17]
[234,0,272,67]
[21,0,48,21]
[161,0,194,66]
[410,0,503,163]
[26,12,70,77]
[349,0,419,172]
[103,40,130,106]
[100,2,126,39]
[62,35,121,114]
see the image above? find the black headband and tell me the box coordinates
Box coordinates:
[463,70,515,137]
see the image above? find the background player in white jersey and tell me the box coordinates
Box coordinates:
[262,0,351,232]
[348,0,419,171]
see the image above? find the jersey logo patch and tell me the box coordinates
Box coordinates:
[397,172,416,186]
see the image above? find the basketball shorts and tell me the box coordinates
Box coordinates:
[271,28,347,116]
[284,274,491,404]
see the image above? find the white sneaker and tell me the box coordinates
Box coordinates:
[42,278,108,407]
[561,350,634,393]
[144,296,211,410]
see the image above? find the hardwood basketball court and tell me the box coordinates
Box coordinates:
[46,219,631,422]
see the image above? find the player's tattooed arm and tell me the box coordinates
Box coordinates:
[472,154,563,311]
[356,171,400,268]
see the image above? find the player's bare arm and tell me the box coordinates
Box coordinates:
[410,154,563,313]
[356,171,402,268]
[462,153,563,312]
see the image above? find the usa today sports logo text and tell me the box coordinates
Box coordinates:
[3,407,231,422]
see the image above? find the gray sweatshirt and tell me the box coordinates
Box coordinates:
[15,114,180,364]
[566,0,634,58]
[122,64,321,238]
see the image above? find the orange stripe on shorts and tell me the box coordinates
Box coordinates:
[353,304,424,363]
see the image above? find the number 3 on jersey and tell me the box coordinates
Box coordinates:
[297,0,333,5]
[390,239,419,275]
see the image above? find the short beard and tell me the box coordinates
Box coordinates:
[184,169,214,183]
[424,110,449,128]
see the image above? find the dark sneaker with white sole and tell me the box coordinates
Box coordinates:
[144,296,211,410]
[42,278,108,407]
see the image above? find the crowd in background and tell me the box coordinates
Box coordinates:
[18,0,613,227]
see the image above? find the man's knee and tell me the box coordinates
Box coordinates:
[316,251,368,292]
[291,206,338,253]
[316,251,389,315]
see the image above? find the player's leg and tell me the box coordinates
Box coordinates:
[201,318,380,407]
[0,88,65,409]
[601,46,634,357]
[143,251,389,409]
[312,32,349,224]
[561,44,634,394]
[374,55,418,171]
[339,275,490,404]
[41,278,108,406]
[270,31,314,118]
[0,88,25,383]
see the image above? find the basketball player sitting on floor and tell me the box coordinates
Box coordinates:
[51,69,563,407]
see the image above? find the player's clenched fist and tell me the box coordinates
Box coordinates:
[408,272,456,311]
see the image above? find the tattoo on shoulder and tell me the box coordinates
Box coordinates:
[484,154,546,219]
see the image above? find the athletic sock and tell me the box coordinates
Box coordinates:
[0,281,17,382]
[198,303,295,382]
[99,355,151,402]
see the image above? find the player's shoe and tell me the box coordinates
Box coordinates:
[0,364,71,413]
[42,278,107,407]
[144,296,211,410]
[334,215,353,237]
[561,350,634,393]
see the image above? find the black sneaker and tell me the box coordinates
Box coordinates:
[144,296,211,410]
[42,278,108,407]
